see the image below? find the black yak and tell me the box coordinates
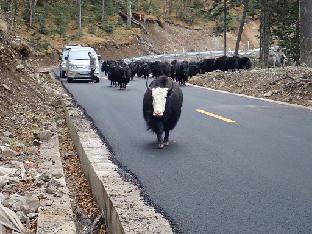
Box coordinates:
[137,62,151,78]
[143,75,183,149]
[214,56,228,71]
[237,56,252,70]
[108,64,131,89]
[150,61,171,78]
[199,58,215,73]
[170,60,178,80]
[188,61,200,77]
[214,56,242,71]
[175,61,189,85]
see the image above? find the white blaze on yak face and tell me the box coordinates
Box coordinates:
[152,87,169,116]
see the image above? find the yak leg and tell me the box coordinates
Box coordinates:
[164,130,170,146]
[157,133,164,149]
[156,122,164,149]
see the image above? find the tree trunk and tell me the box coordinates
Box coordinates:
[10,0,18,30]
[259,11,263,62]
[300,0,312,66]
[168,0,173,15]
[127,0,132,27]
[101,0,105,25]
[77,0,82,31]
[235,0,249,55]
[295,0,300,65]
[260,0,271,66]
[29,0,38,27]
[29,0,33,27]
[223,0,227,56]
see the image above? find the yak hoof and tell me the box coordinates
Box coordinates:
[158,143,164,149]
[164,141,169,146]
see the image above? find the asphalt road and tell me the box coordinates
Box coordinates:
[59,73,312,233]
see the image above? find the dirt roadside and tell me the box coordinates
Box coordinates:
[189,67,312,108]
[0,31,106,233]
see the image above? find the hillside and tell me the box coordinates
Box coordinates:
[0,0,260,61]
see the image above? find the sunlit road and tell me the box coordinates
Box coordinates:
[59,72,312,233]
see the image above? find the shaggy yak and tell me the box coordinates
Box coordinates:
[143,75,183,148]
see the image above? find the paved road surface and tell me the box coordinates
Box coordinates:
[60,74,312,233]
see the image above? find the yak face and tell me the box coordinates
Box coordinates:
[152,87,169,117]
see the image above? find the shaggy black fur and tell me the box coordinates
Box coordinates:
[143,75,183,148]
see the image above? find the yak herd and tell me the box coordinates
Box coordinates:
[101,55,252,89]
[99,53,288,148]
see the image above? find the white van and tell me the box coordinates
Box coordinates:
[59,45,82,78]
[65,47,101,83]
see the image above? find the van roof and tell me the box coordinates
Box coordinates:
[63,45,81,50]
[68,46,95,51]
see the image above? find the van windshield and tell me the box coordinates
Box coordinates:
[69,51,93,60]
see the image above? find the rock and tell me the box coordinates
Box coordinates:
[1,84,11,92]
[28,146,38,155]
[3,194,40,214]
[0,19,8,32]
[1,147,18,157]
[1,136,11,144]
[52,173,63,179]
[40,199,53,206]
[50,178,63,187]
[16,64,24,71]
[25,161,35,169]
[0,193,6,202]
[16,211,28,223]
[0,166,17,176]
[38,172,51,182]
[3,131,13,138]
[38,130,53,141]
[63,151,77,159]
[27,213,38,219]
[0,178,9,189]
[22,195,40,214]
[263,91,273,97]
[33,139,41,146]
[46,185,57,195]
[10,161,26,180]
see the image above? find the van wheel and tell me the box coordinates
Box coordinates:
[67,77,73,83]
[61,71,66,78]
[95,77,100,83]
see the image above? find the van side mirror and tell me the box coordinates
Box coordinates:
[98,55,102,61]
[59,56,62,61]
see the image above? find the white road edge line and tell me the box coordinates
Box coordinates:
[187,83,312,111]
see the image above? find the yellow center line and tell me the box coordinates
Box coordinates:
[196,109,237,124]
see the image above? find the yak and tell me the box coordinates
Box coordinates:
[175,61,189,85]
[188,61,200,77]
[150,61,171,78]
[108,64,131,89]
[237,56,252,70]
[199,58,215,73]
[143,75,183,149]
[137,62,151,78]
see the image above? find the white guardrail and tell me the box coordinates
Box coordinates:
[123,48,261,63]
